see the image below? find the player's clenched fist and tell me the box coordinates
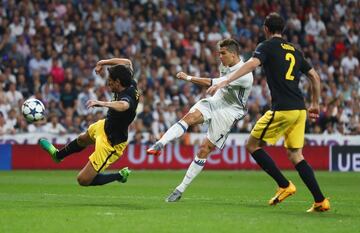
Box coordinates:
[176,72,188,80]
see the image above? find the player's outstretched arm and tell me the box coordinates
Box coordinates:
[176,72,212,87]
[207,57,260,95]
[95,58,133,75]
[86,100,130,112]
[306,68,321,120]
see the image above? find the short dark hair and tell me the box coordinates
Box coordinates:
[217,38,241,55]
[107,64,133,87]
[264,12,285,34]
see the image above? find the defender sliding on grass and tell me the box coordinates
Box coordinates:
[208,13,330,212]
[39,58,139,187]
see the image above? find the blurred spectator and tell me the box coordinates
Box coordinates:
[16,36,31,59]
[0,111,15,135]
[323,122,339,135]
[334,0,347,18]
[129,131,143,144]
[3,67,16,84]
[8,43,25,66]
[17,74,31,99]
[6,108,18,129]
[163,104,177,127]
[137,105,154,130]
[0,93,11,118]
[0,31,11,58]
[115,9,132,37]
[287,13,301,34]
[42,115,66,135]
[5,83,23,108]
[73,116,85,133]
[9,16,23,40]
[27,121,45,133]
[50,58,65,84]
[304,13,326,44]
[151,113,168,139]
[15,117,29,133]
[76,83,97,116]
[341,49,359,75]
[60,82,77,112]
[28,51,48,77]
[63,115,81,134]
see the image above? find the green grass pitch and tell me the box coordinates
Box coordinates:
[0,170,359,233]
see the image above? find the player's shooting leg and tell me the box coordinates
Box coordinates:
[158,109,204,146]
[56,131,92,160]
[182,108,204,126]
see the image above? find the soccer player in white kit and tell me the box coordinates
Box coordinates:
[147,38,253,202]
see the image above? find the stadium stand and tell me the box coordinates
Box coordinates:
[0,0,359,142]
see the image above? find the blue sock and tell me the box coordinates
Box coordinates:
[89,173,122,186]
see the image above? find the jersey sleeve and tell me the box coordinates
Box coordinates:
[212,73,252,88]
[229,72,253,87]
[299,54,312,74]
[212,76,228,85]
[120,94,135,111]
[252,42,267,65]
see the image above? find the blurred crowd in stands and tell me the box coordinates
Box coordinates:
[0,0,359,143]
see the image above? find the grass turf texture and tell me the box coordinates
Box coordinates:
[0,171,359,233]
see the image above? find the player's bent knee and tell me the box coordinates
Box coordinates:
[77,134,87,146]
[183,110,203,125]
[78,131,95,146]
[246,141,257,153]
[77,174,92,186]
[286,149,304,165]
[198,144,213,158]
[246,136,263,153]
[197,151,209,159]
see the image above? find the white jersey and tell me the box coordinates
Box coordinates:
[209,60,253,119]
[190,59,253,148]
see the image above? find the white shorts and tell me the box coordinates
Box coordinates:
[190,98,245,149]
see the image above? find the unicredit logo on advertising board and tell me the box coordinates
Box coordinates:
[125,144,258,169]
[8,144,329,170]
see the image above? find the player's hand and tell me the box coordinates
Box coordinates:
[206,80,228,95]
[176,72,188,80]
[308,104,320,120]
[95,64,103,75]
[86,100,103,108]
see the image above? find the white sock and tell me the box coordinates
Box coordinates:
[176,155,207,193]
[158,120,188,146]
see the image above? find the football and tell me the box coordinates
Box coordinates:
[21,98,45,123]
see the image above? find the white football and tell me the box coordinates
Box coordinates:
[21,98,45,122]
